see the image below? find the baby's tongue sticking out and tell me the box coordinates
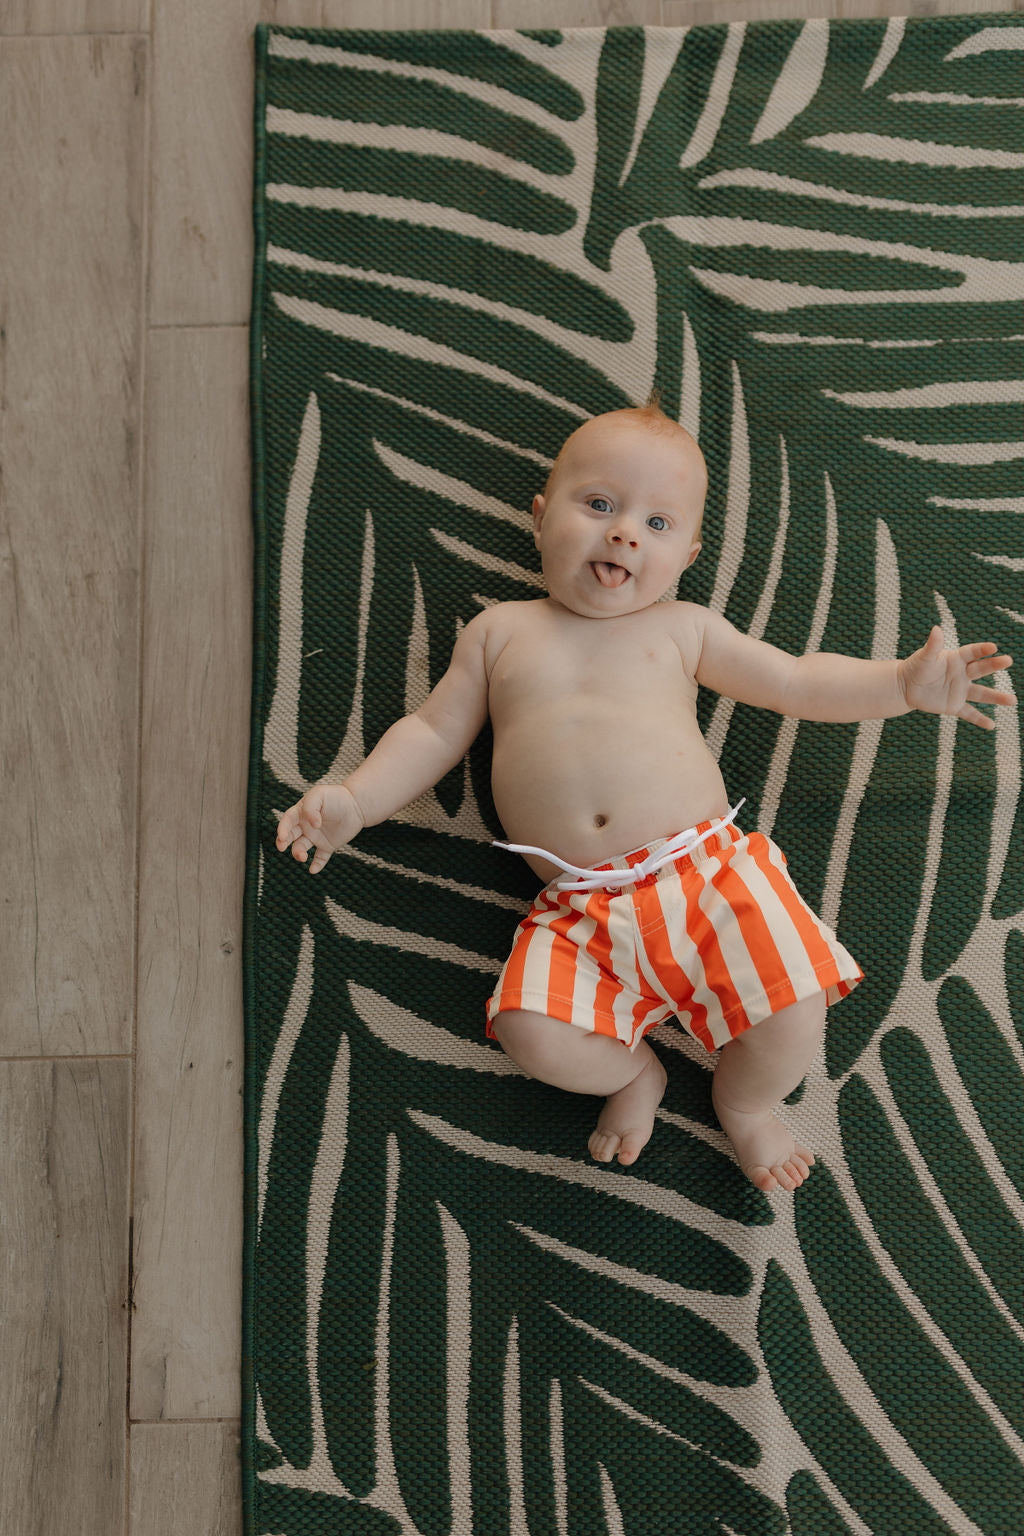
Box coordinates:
[593,561,629,588]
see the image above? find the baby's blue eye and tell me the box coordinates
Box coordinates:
[590,497,612,513]
[648,515,668,531]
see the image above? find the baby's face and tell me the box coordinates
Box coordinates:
[532,415,705,620]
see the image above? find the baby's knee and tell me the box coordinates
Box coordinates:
[490,1008,566,1077]
[491,1008,650,1097]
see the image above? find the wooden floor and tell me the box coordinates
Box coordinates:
[1,0,1019,1531]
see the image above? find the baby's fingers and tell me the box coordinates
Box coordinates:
[307,844,333,875]
[273,806,301,850]
[959,703,997,730]
[966,650,1013,679]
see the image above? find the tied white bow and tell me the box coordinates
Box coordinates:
[494,800,745,892]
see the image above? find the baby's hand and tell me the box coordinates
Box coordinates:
[900,626,1014,730]
[273,783,364,874]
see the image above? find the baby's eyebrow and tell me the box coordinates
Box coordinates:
[573,482,626,501]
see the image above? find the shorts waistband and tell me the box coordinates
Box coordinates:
[493,800,745,893]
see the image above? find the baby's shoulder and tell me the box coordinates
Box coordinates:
[459,599,544,669]
[653,599,711,675]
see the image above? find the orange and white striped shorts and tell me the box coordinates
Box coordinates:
[485,817,863,1053]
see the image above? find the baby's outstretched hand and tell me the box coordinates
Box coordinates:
[900,626,1014,730]
[273,784,364,874]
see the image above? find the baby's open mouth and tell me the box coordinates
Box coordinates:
[592,561,630,589]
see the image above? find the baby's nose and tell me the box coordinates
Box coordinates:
[610,528,639,549]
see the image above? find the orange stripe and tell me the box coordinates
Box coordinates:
[710,841,799,1021]
[635,890,718,1052]
[676,859,750,1042]
[583,890,622,1037]
[748,834,843,982]
[486,907,534,1035]
[544,893,582,1019]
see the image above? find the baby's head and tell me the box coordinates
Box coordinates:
[532,399,707,620]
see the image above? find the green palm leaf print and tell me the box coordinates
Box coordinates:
[246,16,1024,1534]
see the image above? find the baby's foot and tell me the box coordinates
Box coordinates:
[589,1054,668,1167]
[712,1099,814,1193]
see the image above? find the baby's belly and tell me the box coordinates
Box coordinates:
[491,719,731,884]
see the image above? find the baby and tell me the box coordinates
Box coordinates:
[275,403,1014,1193]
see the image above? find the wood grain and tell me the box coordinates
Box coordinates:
[0,1060,130,1536]
[130,1422,242,1536]
[132,327,250,1422]
[148,0,258,328]
[493,0,661,24]
[0,35,145,1056]
[319,0,490,24]
[0,0,147,32]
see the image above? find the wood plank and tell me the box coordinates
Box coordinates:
[132,327,250,1422]
[130,1422,242,1536]
[0,35,145,1056]
[493,0,662,24]
[0,0,147,32]
[0,1060,130,1536]
[665,0,1020,19]
[318,0,490,24]
[148,1,260,327]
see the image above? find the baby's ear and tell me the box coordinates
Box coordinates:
[532,493,546,539]
[685,542,701,569]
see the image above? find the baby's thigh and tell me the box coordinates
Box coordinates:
[490,1008,642,1095]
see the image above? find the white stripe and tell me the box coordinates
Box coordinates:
[865,437,1024,465]
[864,16,904,91]
[563,901,600,1028]
[826,380,1024,409]
[751,19,829,145]
[517,893,565,1013]
[700,842,775,1032]
[806,131,1024,170]
[763,836,853,985]
[325,371,552,470]
[266,107,551,188]
[620,29,685,186]
[268,32,570,128]
[603,891,648,1042]
[373,441,532,532]
[273,293,586,417]
[698,167,1024,219]
[890,91,1024,108]
[680,23,745,169]
[503,1320,530,1536]
[643,869,716,1047]
[929,496,1024,511]
[647,838,748,1047]
[946,27,1024,59]
[437,1204,473,1536]
[257,923,314,1234]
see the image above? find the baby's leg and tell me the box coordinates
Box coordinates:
[491,1010,667,1166]
[711,991,826,1193]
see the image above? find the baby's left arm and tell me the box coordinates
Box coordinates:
[784,625,1014,729]
[693,608,1014,728]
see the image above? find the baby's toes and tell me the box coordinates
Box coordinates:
[589,1131,621,1164]
[779,1159,811,1189]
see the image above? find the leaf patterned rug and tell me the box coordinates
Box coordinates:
[244,16,1024,1535]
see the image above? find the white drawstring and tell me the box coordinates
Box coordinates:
[494,800,745,892]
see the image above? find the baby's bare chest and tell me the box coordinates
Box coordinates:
[486,608,700,728]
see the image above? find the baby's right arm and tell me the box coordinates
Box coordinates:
[275,611,491,873]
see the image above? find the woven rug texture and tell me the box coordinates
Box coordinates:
[245,16,1024,1535]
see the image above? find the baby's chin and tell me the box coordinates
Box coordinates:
[548,581,679,619]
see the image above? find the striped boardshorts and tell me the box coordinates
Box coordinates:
[485,819,863,1053]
